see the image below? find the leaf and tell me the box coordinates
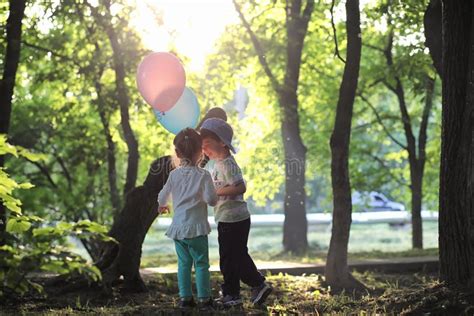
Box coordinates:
[18,182,35,189]
[40,261,69,274]
[85,265,102,282]
[17,147,47,162]
[99,235,117,243]
[85,222,107,234]
[28,280,44,294]
[0,135,18,157]
[0,173,19,193]
[3,199,22,214]
[26,215,44,222]
[0,245,15,253]
[33,227,57,237]
[6,218,31,233]
[56,222,73,231]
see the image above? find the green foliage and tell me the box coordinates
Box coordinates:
[348,0,440,210]
[0,134,40,216]
[1,0,442,268]
[6,1,172,228]
[0,138,111,298]
[6,0,442,221]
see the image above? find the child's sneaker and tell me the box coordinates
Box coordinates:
[251,282,273,306]
[197,297,215,311]
[214,294,243,307]
[177,297,196,309]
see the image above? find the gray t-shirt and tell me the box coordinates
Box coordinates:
[157,166,217,240]
[210,155,250,223]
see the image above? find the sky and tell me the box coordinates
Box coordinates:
[130,0,239,72]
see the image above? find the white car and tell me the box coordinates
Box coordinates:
[352,191,406,212]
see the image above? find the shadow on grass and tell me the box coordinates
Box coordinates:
[2,269,473,315]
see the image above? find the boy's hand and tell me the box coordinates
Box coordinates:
[158,205,170,214]
[216,183,246,196]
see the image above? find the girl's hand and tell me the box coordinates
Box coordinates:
[158,205,170,214]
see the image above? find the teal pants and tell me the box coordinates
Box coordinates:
[174,235,210,299]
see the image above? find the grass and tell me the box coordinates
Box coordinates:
[140,247,439,269]
[3,271,473,315]
[139,222,439,268]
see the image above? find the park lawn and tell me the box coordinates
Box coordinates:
[138,222,439,268]
[140,248,439,269]
[2,270,473,315]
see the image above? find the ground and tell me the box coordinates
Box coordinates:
[2,269,473,315]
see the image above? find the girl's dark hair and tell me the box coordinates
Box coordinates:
[173,128,202,162]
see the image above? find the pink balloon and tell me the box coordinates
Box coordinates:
[136,52,186,112]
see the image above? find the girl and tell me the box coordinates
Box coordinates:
[157,128,217,310]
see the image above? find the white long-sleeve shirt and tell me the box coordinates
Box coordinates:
[157,166,218,240]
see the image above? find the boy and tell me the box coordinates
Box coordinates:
[200,118,272,307]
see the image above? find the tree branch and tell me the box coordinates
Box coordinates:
[305,62,338,80]
[232,0,281,92]
[361,150,409,188]
[25,158,57,188]
[357,77,385,96]
[302,0,315,22]
[418,75,435,161]
[357,92,408,149]
[53,151,73,190]
[351,116,400,132]
[383,28,417,158]
[330,0,346,63]
[22,41,84,70]
[362,42,385,53]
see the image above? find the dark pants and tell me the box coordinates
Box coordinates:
[218,218,265,296]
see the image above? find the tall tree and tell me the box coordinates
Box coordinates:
[438,0,474,288]
[0,0,27,245]
[359,2,438,249]
[87,0,139,196]
[233,0,314,254]
[73,1,122,214]
[325,0,364,290]
[382,27,435,249]
[93,68,121,213]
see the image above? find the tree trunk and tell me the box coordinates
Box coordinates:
[410,164,423,249]
[424,0,442,76]
[107,31,139,196]
[411,75,435,249]
[94,74,121,213]
[280,0,313,253]
[47,156,173,293]
[0,0,26,246]
[325,0,364,290]
[94,156,173,292]
[439,0,474,288]
[93,0,139,196]
[384,29,425,249]
[233,0,313,254]
[281,92,308,254]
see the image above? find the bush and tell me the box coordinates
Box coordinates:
[0,135,114,298]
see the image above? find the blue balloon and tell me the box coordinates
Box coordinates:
[154,87,200,135]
